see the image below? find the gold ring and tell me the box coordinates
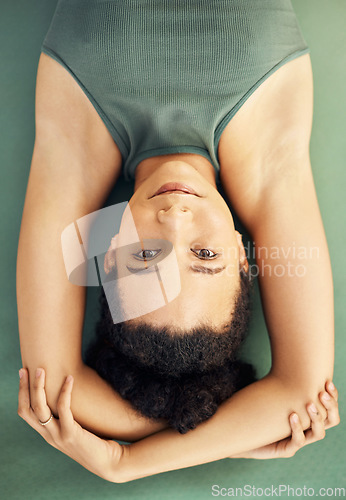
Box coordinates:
[39,413,53,426]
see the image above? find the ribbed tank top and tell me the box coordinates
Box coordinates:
[41,0,309,182]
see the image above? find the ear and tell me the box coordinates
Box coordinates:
[235,231,249,274]
[104,233,119,274]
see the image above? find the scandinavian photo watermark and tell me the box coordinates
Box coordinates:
[200,241,320,279]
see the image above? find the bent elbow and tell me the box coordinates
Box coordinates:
[278,377,332,429]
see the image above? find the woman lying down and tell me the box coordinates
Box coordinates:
[17,0,339,482]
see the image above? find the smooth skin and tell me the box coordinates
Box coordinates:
[106,162,247,328]
[18,368,340,482]
[17,50,337,479]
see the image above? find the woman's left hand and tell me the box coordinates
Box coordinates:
[18,368,124,481]
[229,381,340,459]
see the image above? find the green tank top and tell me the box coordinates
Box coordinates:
[41,0,309,182]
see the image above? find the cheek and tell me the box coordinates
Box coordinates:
[119,211,144,243]
[207,198,235,229]
[208,216,236,248]
[214,231,239,263]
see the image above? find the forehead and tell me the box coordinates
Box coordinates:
[132,293,230,329]
[117,268,239,328]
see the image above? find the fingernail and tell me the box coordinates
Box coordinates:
[309,403,318,413]
[36,368,42,378]
[328,381,335,391]
[291,413,299,423]
[323,392,331,400]
[66,375,73,383]
[19,369,23,379]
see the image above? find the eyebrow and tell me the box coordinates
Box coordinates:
[126,264,226,276]
[126,265,157,274]
[188,264,226,275]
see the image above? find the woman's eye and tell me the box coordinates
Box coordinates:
[191,248,218,259]
[132,249,162,261]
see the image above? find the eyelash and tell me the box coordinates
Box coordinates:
[132,248,219,261]
[191,248,218,260]
[132,249,161,261]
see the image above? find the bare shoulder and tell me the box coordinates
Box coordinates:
[218,54,313,225]
[34,52,122,182]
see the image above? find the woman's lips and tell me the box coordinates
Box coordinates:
[151,182,200,198]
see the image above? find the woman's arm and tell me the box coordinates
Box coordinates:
[218,53,334,394]
[17,53,167,441]
[18,369,340,482]
[115,377,337,482]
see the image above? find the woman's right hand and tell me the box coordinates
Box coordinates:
[18,368,126,482]
[230,380,340,460]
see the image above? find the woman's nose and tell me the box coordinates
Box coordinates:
[157,205,192,225]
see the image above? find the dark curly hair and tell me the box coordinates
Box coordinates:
[85,271,256,434]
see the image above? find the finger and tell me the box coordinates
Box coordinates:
[31,368,54,424]
[289,413,305,450]
[18,369,32,422]
[30,368,60,442]
[57,376,76,438]
[325,380,338,402]
[319,391,340,429]
[304,403,325,443]
[18,369,50,436]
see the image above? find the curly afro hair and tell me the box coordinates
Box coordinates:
[85,270,256,434]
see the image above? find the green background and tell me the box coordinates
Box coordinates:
[1,0,345,498]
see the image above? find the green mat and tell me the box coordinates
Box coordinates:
[1,1,345,498]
